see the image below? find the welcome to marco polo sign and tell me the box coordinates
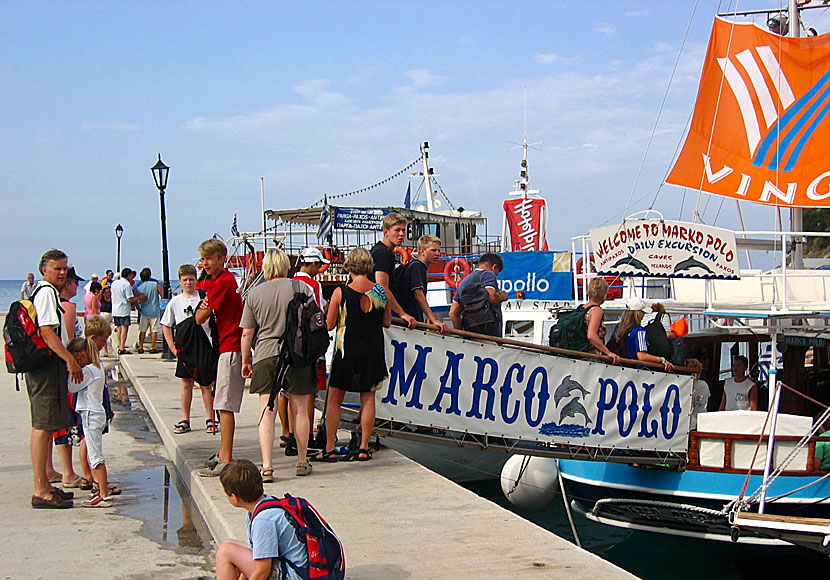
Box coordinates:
[377,327,694,453]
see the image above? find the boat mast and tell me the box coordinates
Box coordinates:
[789,0,804,269]
[420,141,437,212]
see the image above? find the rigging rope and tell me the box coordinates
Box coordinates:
[309,157,421,208]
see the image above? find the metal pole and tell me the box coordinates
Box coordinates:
[261,177,267,252]
[789,0,804,270]
[116,237,122,272]
[159,187,174,360]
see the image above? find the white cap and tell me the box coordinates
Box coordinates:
[299,247,331,264]
[91,273,99,279]
[625,297,652,313]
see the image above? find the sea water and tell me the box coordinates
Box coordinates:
[0,279,81,312]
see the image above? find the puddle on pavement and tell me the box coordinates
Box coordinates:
[108,374,213,556]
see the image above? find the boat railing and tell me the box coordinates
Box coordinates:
[688,430,830,475]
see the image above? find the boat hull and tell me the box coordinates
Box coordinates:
[558,459,830,545]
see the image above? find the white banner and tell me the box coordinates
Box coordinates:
[378,327,694,453]
[589,219,739,279]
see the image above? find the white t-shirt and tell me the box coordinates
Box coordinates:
[32,281,68,347]
[642,311,672,332]
[68,364,106,414]
[161,293,211,342]
[723,377,754,411]
[691,379,710,429]
[110,278,134,317]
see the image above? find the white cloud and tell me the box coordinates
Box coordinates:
[81,121,141,131]
[292,79,348,108]
[593,23,617,37]
[535,54,561,64]
[405,68,445,89]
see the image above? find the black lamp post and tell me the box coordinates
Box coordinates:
[115,224,124,272]
[151,154,174,360]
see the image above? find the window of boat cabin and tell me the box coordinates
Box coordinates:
[408,222,439,241]
[505,319,534,340]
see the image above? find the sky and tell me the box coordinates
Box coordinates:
[3,0,829,280]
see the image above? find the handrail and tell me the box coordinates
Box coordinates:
[391,317,696,374]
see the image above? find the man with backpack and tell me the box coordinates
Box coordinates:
[26,249,83,508]
[370,212,416,328]
[448,253,508,337]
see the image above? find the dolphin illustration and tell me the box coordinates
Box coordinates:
[554,375,589,407]
[559,398,592,425]
[611,255,650,273]
[674,256,714,275]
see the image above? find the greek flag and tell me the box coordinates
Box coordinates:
[317,205,332,243]
[758,343,773,384]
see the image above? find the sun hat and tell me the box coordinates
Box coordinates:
[299,247,331,264]
[66,267,85,282]
[625,297,652,313]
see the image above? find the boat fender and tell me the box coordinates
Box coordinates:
[316,247,332,274]
[500,455,559,509]
[443,256,471,288]
[393,246,412,264]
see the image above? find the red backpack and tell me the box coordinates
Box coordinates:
[249,494,345,580]
[4,285,62,388]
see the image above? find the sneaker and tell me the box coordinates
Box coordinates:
[203,452,220,468]
[82,494,112,508]
[197,461,228,477]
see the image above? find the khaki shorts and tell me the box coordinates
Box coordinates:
[139,316,160,333]
[214,351,245,413]
[26,357,71,431]
[285,364,318,396]
[249,356,282,395]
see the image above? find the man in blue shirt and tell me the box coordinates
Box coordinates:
[449,252,508,337]
[136,267,163,354]
[399,235,448,332]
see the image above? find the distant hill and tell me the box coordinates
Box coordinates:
[804,209,830,258]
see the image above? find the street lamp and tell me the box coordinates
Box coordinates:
[151,154,174,360]
[115,224,124,272]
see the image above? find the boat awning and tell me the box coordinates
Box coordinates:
[265,205,487,227]
[265,207,325,226]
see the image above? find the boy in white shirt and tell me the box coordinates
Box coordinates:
[67,338,112,508]
[161,264,216,434]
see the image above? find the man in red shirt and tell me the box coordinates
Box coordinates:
[195,239,244,476]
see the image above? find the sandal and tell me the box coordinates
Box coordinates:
[206,419,219,434]
[296,462,313,476]
[346,448,372,462]
[311,449,340,463]
[62,476,83,488]
[92,482,122,496]
[279,435,290,448]
[79,478,94,491]
[260,467,274,483]
[173,420,191,434]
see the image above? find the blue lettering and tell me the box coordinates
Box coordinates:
[660,384,682,439]
[428,351,464,416]
[382,340,431,409]
[637,383,658,438]
[592,377,618,435]
[523,367,550,427]
[499,363,524,424]
[616,381,639,437]
[467,356,498,421]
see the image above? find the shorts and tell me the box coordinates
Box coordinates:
[113,315,130,327]
[25,358,71,431]
[80,410,107,468]
[249,356,282,395]
[214,351,245,413]
[100,312,112,325]
[175,359,194,380]
[139,316,160,333]
[285,364,318,396]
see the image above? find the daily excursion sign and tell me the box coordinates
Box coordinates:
[590,219,739,279]
[377,327,694,453]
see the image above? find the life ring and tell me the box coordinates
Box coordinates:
[394,247,412,264]
[316,247,332,274]
[575,255,622,300]
[443,257,471,288]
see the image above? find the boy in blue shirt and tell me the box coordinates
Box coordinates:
[217,460,308,580]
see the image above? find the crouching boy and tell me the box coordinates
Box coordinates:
[217,459,308,580]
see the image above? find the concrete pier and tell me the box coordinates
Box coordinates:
[119,353,636,580]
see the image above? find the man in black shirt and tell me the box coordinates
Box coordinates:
[400,234,448,333]
[370,212,416,328]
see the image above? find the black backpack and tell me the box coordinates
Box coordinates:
[281,281,330,368]
[458,271,498,334]
[4,285,62,383]
[548,305,596,352]
[606,329,629,359]
[645,312,673,359]
[173,293,219,387]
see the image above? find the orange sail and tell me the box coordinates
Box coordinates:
[667,17,830,208]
